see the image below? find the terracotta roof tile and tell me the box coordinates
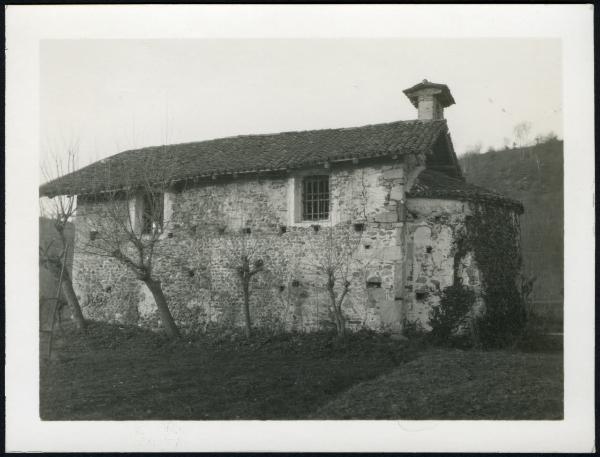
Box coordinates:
[408,168,524,213]
[40,120,447,197]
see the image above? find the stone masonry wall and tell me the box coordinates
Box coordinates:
[72,161,414,334]
[403,198,484,330]
[71,162,519,335]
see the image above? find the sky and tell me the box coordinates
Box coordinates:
[40,39,562,171]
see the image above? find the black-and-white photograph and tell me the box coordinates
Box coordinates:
[5,4,595,453]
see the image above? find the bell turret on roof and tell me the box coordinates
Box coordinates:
[403,79,455,121]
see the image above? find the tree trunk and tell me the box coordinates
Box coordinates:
[336,307,346,337]
[327,283,345,338]
[242,278,252,338]
[332,306,346,338]
[144,278,180,339]
[59,270,86,331]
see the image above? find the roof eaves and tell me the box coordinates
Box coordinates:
[169,150,410,187]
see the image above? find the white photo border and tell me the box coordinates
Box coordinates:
[5,4,595,453]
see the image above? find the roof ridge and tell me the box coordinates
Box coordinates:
[111,118,448,155]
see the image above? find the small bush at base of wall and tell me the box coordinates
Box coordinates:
[463,205,527,349]
[474,287,527,349]
[428,283,476,347]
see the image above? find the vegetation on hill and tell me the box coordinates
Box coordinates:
[314,348,562,420]
[459,138,563,310]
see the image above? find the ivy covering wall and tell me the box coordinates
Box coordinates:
[459,203,526,348]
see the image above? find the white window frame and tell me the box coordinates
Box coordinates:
[128,190,175,238]
[287,170,338,227]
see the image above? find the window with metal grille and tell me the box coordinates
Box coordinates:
[302,175,330,221]
[141,192,164,234]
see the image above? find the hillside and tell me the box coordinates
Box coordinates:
[459,140,563,309]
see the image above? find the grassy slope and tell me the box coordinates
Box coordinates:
[41,323,562,420]
[40,322,418,420]
[459,141,564,307]
[314,348,563,420]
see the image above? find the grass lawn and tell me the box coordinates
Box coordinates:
[40,322,418,420]
[313,348,563,420]
[40,322,562,420]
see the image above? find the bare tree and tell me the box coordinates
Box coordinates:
[77,158,181,339]
[311,225,365,337]
[223,229,264,338]
[513,121,533,148]
[541,131,559,143]
[464,142,483,155]
[208,183,270,339]
[40,144,86,331]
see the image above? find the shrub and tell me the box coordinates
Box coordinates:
[475,286,527,349]
[456,204,528,349]
[402,319,427,340]
[429,283,475,347]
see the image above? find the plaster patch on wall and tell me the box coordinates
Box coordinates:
[404,199,471,329]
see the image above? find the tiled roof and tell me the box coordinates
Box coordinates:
[407,168,524,213]
[39,120,448,197]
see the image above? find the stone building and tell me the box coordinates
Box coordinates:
[40,80,524,334]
